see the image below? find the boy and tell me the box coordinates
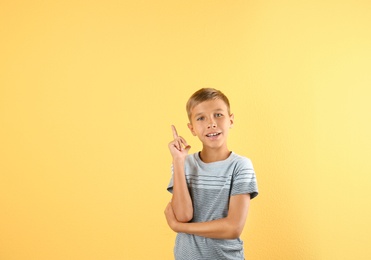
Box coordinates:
[165,88,258,260]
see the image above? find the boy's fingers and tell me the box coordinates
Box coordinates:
[175,140,182,151]
[171,125,179,139]
[170,139,189,152]
[179,136,189,147]
[185,145,191,152]
[178,140,183,151]
[169,132,190,152]
[176,140,182,150]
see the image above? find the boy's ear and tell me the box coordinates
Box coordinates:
[187,123,197,136]
[229,113,234,128]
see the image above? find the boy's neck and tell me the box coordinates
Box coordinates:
[199,147,231,163]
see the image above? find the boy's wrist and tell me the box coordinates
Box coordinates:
[172,157,186,164]
[173,221,184,233]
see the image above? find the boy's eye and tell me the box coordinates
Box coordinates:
[215,113,223,117]
[196,117,205,121]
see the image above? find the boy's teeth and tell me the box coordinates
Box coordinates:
[207,133,219,137]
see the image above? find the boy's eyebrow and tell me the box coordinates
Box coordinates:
[193,108,225,117]
[193,112,204,118]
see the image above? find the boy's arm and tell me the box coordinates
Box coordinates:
[165,194,250,239]
[168,125,193,222]
[170,158,193,222]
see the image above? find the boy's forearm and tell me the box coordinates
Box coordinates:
[174,217,242,239]
[165,194,250,239]
[171,158,193,222]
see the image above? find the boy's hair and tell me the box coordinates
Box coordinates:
[186,88,230,121]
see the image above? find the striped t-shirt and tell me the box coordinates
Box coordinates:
[167,152,258,260]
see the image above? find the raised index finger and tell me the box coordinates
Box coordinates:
[171,125,179,139]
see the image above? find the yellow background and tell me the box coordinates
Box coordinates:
[1,0,370,259]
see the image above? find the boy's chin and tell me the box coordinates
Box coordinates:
[201,141,226,150]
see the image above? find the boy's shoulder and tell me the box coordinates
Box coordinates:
[229,152,254,169]
[231,152,253,163]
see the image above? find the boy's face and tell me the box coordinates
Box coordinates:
[187,99,234,150]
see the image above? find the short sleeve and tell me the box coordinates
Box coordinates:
[231,158,258,199]
[167,164,174,194]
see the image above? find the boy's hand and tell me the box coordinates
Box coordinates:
[168,125,191,160]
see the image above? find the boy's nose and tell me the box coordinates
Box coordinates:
[208,121,217,128]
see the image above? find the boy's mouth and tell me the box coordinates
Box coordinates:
[206,132,221,137]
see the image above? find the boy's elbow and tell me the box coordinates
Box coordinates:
[174,207,193,222]
[225,230,241,240]
[229,227,243,239]
[176,210,193,223]
[171,201,193,222]
[226,220,244,239]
